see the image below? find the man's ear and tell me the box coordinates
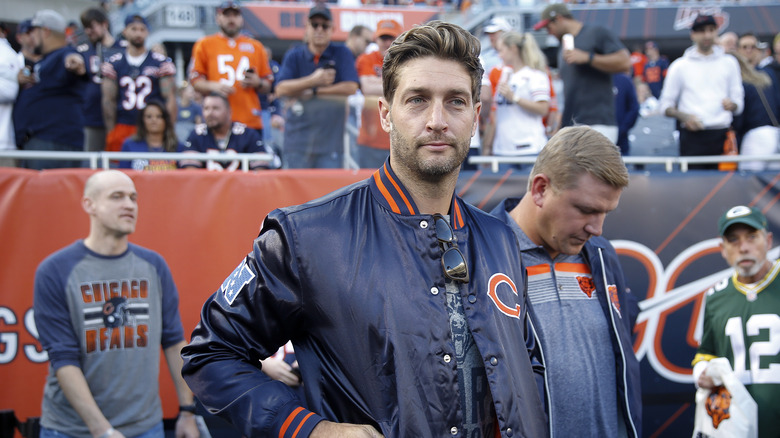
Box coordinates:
[82,197,94,215]
[379,97,391,133]
[529,174,552,207]
[472,101,481,137]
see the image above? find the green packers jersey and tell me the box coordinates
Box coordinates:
[694,260,780,438]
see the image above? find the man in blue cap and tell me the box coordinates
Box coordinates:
[274,4,359,168]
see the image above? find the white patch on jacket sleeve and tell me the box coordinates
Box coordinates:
[221,260,255,305]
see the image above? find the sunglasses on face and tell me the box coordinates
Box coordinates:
[433,214,469,283]
[310,21,331,30]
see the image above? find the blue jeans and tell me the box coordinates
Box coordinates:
[40,422,164,438]
[23,137,82,170]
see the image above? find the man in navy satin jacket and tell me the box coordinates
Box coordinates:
[182,21,547,438]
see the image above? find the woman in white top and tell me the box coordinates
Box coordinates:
[484,32,551,165]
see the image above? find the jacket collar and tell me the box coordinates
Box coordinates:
[370,160,466,230]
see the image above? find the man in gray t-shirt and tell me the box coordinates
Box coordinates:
[533,3,631,143]
[33,170,199,438]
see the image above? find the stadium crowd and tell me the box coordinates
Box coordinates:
[1,2,780,171]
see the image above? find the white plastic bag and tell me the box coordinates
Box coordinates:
[692,358,757,438]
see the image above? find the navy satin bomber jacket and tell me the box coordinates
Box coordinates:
[181,162,547,438]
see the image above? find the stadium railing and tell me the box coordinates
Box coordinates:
[0,151,277,172]
[2,150,778,173]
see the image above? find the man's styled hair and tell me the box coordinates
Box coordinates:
[80,7,109,28]
[382,20,483,105]
[530,126,630,192]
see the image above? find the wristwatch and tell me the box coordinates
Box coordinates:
[179,404,197,414]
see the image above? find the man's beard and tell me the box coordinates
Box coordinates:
[130,38,145,50]
[389,127,468,181]
[33,43,43,56]
[220,25,239,38]
[736,257,764,278]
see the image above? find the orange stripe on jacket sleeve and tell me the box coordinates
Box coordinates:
[373,170,401,214]
[555,262,591,274]
[290,412,316,438]
[526,264,551,276]
[383,165,416,215]
[279,407,305,438]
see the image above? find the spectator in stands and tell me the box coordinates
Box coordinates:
[189,1,273,138]
[102,14,177,153]
[15,19,39,68]
[642,40,668,99]
[0,23,20,167]
[533,3,631,143]
[738,33,780,110]
[175,82,203,143]
[21,10,87,170]
[354,19,401,169]
[119,100,180,171]
[718,31,738,54]
[483,32,550,165]
[345,25,373,60]
[738,33,764,68]
[731,53,780,172]
[78,7,124,152]
[180,93,280,171]
[13,19,40,152]
[275,4,359,168]
[613,70,639,156]
[659,14,743,170]
[481,17,511,74]
[478,16,511,149]
[629,42,646,82]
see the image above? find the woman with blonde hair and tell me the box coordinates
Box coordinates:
[732,53,780,171]
[483,32,551,168]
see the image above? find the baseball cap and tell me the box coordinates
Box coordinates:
[645,40,658,50]
[533,3,571,31]
[375,19,402,39]
[483,17,511,34]
[309,5,332,21]
[217,1,241,13]
[691,14,717,32]
[718,205,768,236]
[18,19,33,34]
[124,14,149,29]
[31,9,67,34]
